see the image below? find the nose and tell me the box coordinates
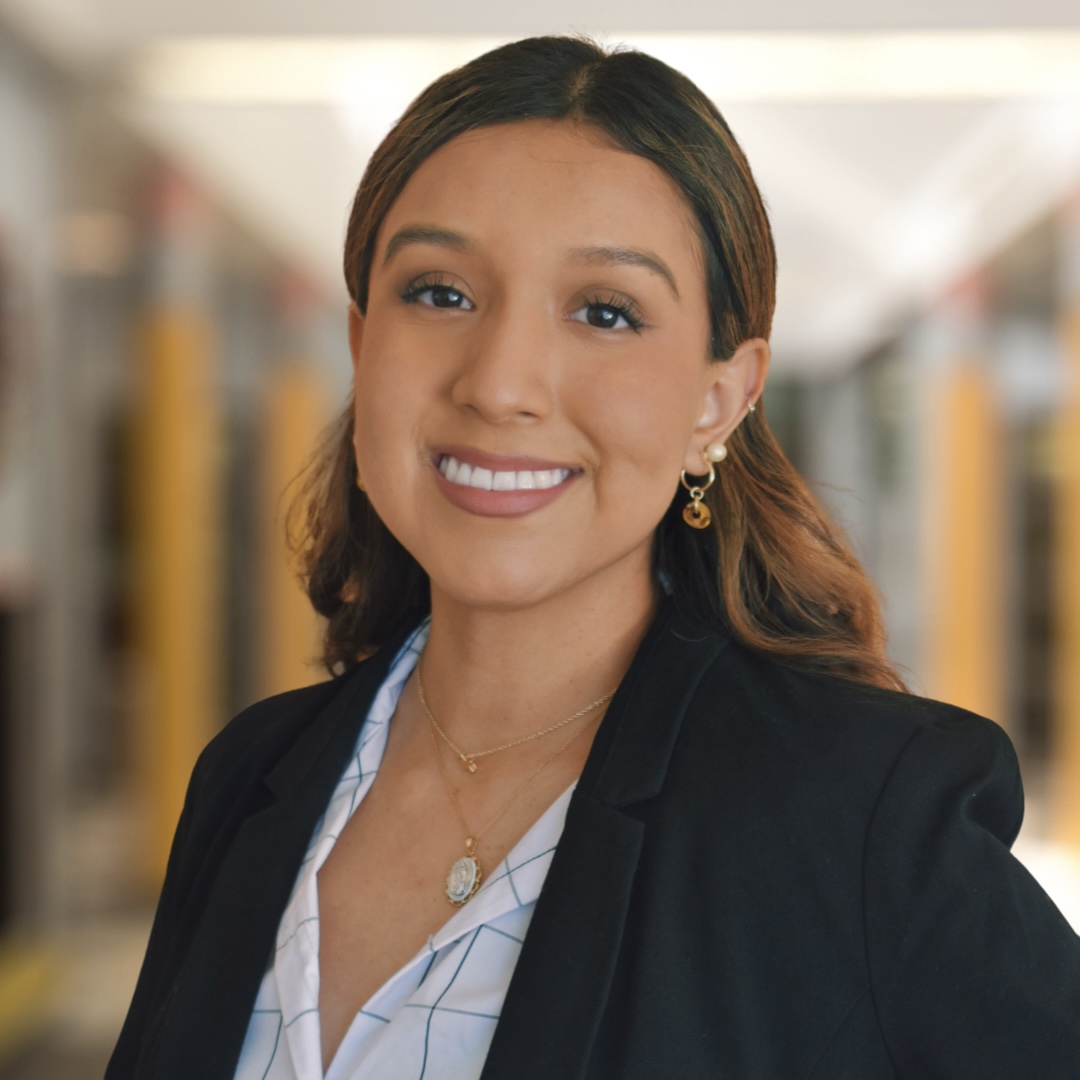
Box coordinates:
[449,297,555,424]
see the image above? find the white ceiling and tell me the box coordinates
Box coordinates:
[7,0,1080,46]
[3,0,1080,372]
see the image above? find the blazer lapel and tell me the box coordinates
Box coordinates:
[481,599,727,1080]
[150,630,411,1080]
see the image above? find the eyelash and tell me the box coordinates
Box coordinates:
[399,274,471,308]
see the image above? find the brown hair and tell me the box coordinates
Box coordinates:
[293,35,904,691]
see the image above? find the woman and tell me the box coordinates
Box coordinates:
[108,36,1080,1080]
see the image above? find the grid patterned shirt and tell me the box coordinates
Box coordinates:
[233,622,575,1080]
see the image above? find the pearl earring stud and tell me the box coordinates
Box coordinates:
[704,442,728,464]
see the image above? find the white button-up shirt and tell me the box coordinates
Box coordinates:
[234,622,574,1080]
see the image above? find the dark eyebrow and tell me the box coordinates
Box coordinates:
[570,245,680,298]
[382,226,474,266]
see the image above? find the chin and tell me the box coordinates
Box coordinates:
[429,561,573,613]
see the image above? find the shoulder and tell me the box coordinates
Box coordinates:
[188,663,370,805]
[666,634,1021,843]
[696,636,1010,762]
[184,620,424,820]
[204,675,347,759]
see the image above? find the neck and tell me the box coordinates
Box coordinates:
[417,564,658,750]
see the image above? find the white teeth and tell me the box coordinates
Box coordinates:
[439,456,570,492]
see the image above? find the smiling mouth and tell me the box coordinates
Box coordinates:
[437,454,573,492]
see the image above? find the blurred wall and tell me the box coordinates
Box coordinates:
[0,17,344,1060]
[0,26,66,1061]
[775,203,1080,831]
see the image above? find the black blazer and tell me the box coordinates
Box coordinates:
[108,599,1080,1079]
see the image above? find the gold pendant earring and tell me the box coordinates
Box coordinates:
[681,481,711,528]
[680,443,725,529]
[680,462,715,529]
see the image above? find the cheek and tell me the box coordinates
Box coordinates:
[571,363,700,510]
[351,327,430,465]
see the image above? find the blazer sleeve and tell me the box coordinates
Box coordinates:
[863,711,1080,1078]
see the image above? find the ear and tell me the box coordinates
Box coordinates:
[682,337,770,474]
[348,302,365,371]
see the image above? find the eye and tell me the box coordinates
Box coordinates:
[401,277,475,310]
[570,296,645,332]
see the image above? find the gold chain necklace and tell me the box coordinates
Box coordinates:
[416,654,615,773]
[428,705,600,905]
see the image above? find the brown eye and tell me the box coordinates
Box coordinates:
[585,304,623,329]
[401,281,475,310]
[570,298,644,332]
[428,286,469,308]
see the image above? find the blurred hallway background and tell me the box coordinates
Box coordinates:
[1,0,1080,1074]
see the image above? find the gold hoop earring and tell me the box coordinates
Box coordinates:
[680,461,716,529]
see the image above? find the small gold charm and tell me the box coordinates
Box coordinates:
[683,499,711,528]
[680,461,716,531]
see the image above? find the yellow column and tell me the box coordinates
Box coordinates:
[256,364,330,698]
[0,940,57,1062]
[1053,201,1080,842]
[920,277,1006,723]
[131,174,222,886]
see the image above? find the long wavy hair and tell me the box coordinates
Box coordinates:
[292,35,904,691]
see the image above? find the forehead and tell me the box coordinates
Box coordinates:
[375,120,704,271]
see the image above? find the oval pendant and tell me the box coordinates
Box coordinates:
[446,855,482,905]
[683,501,711,529]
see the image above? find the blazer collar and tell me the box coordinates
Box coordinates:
[482,597,729,1080]
[262,623,416,800]
[151,623,417,1080]
[582,594,729,807]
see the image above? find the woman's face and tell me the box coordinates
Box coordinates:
[351,119,765,612]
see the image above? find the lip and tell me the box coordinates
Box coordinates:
[430,445,580,518]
